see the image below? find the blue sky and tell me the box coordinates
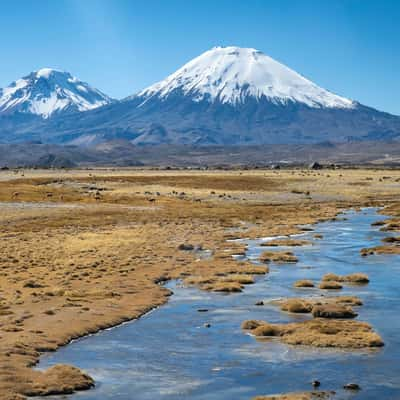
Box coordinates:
[0,0,399,114]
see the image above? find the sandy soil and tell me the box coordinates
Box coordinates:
[0,168,399,399]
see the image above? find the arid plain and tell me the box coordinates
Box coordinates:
[0,168,399,400]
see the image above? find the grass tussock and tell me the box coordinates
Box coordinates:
[24,364,94,396]
[223,274,255,284]
[275,296,361,317]
[322,273,369,284]
[293,279,315,288]
[311,304,357,319]
[332,296,363,306]
[260,251,298,264]
[319,281,343,290]
[361,245,400,256]
[203,281,243,293]
[280,299,313,313]
[243,318,384,348]
[261,239,312,247]
[382,236,400,243]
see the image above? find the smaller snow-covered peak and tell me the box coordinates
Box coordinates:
[139,46,355,109]
[0,69,113,118]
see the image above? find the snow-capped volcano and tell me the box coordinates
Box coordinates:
[0,68,113,118]
[138,46,355,109]
[0,46,399,146]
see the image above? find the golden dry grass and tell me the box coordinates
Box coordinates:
[361,244,400,256]
[321,273,369,284]
[311,304,357,319]
[0,167,399,399]
[273,296,362,318]
[319,281,343,290]
[260,251,299,263]
[293,279,315,288]
[280,299,313,313]
[260,239,312,247]
[243,318,383,348]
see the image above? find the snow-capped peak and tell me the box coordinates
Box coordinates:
[138,46,354,109]
[0,68,113,118]
[36,68,61,79]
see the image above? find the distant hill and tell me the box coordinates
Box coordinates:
[1,141,400,168]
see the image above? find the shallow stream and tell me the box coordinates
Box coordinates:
[37,208,400,399]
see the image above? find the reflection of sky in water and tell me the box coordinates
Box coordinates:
[36,208,400,399]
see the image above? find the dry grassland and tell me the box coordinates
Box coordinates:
[0,168,399,398]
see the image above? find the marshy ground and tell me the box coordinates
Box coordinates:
[0,168,399,399]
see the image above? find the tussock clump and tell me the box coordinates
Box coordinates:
[240,265,269,275]
[380,222,400,232]
[204,281,243,293]
[253,323,283,337]
[371,220,386,226]
[333,296,363,306]
[319,281,343,290]
[293,279,314,288]
[243,318,384,348]
[184,276,216,286]
[260,239,312,247]
[321,273,340,282]
[280,299,313,313]
[273,296,362,315]
[260,251,298,264]
[345,273,369,284]
[362,245,400,256]
[241,320,265,330]
[382,236,400,243]
[360,247,374,256]
[311,304,357,319]
[185,268,260,292]
[24,364,94,396]
[321,272,369,284]
[224,274,254,284]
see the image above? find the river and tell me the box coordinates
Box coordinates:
[36,208,400,399]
